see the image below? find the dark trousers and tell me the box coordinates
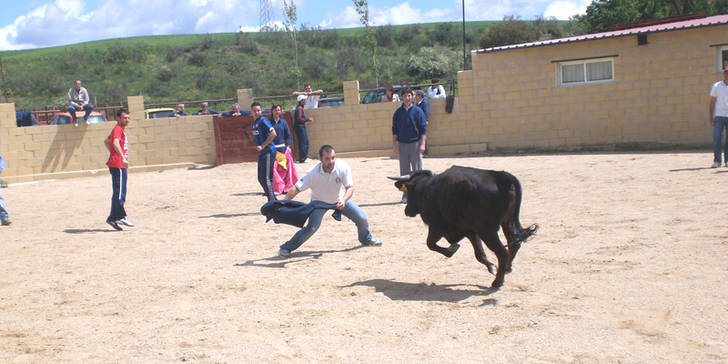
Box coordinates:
[108,167,127,222]
[68,104,94,122]
[293,123,309,162]
[258,152,277,201]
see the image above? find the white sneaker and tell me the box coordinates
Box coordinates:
[711,161,720,168]
[117,218,134,227]
[278,248,291,258]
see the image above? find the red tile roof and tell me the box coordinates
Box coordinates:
[476,14,728,53]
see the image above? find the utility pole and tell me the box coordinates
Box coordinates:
[260,0,272,30]
[0,55,7,103]
[462,0,467,70]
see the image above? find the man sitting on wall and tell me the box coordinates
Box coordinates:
[68,80,95,126]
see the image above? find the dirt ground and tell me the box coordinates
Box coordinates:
[0,152,726,363]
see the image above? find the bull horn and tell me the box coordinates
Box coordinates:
[387,175,411,181]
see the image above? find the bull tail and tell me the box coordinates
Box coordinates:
[503,172,538,246]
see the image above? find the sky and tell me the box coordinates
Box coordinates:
[0,0,592,51]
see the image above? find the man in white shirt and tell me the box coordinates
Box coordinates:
[710,66,728,167]
[427,78,446,99]
[278,145,381,258]
[292,83,323,109]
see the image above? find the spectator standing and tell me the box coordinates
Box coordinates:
[252,102,277,201]
[0,152,10,226]
[104,109,134,231]
[415,89,430,155]
[270,104,298,194]
[710,66,728,168]
[392,88,427,203]
[194,102,219,115]
[173,104,187,117]
[293,94,313,163]
[381,86,401,103]
[68,80,95,126]
[221,103,250,116]
[293,83,324,109]
[427,78,446,99]
[277,145,382,258]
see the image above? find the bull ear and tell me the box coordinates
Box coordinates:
[394,180,408,192]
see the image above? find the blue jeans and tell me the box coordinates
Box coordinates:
[0,185,8,222]
[293,123,309,162]
[68,104,94,122]
[107,167,127,222]
[713,116,728,163]
[280,200,372,252]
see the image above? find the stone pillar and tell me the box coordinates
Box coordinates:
[237,89,254,109]
[343,81,360,105]
[0,103,16,130]
[127,96,145,120]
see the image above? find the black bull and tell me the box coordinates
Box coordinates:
[389,166,538,288]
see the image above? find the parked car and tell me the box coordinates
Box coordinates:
[144,108,176,119]
[48,111,107,125]
[360,85,405,104]
[318,97,345,108]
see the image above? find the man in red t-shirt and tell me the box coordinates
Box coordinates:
[104,109,134,230]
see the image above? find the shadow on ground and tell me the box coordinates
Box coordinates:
[64,228,119,234]
[200,211,260,218]
[235,245,365,268]
[341,279,496,303]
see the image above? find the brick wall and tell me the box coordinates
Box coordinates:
[1,23,724,182]
[0,98,215,183]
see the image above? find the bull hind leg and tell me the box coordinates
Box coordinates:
[500,223,519,273]
[479,229,510,288]
[468,235,497,276]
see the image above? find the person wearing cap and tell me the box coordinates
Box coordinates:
[292,83,324,109]
[194,102,219,115]
[427,78,446,99]
[293,94,314,163]
[710,65,728,168]
[392,88,427,203]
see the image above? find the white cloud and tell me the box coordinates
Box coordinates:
[544,0,590,19]
[0,0,259,50]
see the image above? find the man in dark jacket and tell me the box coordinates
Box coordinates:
[392,88,427,203]
[293,95,313,163]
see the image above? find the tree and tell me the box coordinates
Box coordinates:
[479,16,540,49]
[282,0,301,89]
[574,0,728,34]
[352,0,380,86]
[405,47,457,81]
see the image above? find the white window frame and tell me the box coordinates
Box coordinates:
[718,45,728,72]
[557,57,615,87]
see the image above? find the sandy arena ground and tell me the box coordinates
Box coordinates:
[0,152,727,363]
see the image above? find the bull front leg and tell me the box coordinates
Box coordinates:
[469,235,497,276]
[480,229,510,288]
[426,229,458,257]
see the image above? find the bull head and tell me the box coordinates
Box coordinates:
[387,170,433,192]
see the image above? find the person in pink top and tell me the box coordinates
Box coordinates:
[104,109,134,230]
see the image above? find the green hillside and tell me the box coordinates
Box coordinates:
[0,21,547,111]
